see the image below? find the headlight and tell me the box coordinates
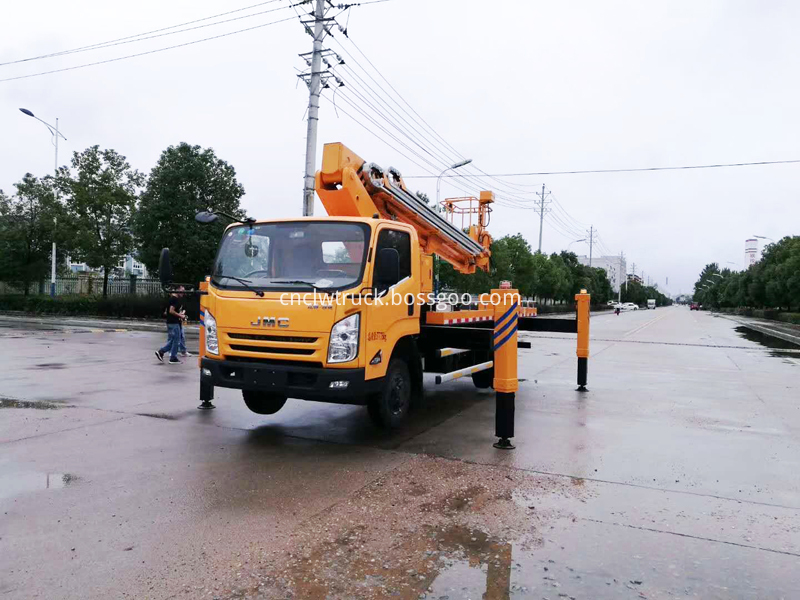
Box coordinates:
[327,313,359,363]
[205,311,219,355]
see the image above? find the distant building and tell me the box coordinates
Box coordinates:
[745,238,759,267]
[627,273,643,285]
[69,254,148,277]
[577,255,627,292]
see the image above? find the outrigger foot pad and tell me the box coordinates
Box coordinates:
[197,400,216,410]
[493,437,515,450]
[576,385,588,393]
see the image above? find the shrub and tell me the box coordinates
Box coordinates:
[0,294,200,321]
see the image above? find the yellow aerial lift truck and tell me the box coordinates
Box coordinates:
[159,143,590,448]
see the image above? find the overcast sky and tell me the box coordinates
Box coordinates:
[2,0,798,294]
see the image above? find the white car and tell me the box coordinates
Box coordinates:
[622,302,639,311]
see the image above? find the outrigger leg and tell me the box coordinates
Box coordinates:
[492,286,519,450]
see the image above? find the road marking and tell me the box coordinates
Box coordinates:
[623,310,672,338]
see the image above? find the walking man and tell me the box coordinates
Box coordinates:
[177,289,192,358]
[155,289,185,364]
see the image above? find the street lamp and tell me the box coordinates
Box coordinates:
[434,158,472,296]
[567,238,586,249]
[436,158,473,204]
[711,273,724,279]
[753,234,774,243]
[19,108,67,298]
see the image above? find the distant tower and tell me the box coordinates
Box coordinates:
[744,238,759,267]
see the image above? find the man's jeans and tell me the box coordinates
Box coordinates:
[159,324,181,360]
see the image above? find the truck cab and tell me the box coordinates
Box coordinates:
[199,216,425,427]
[647,299,656,310]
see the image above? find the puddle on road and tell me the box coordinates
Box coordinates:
[0,468,79,500]
[0,396,67,410]
[735,326,800,361]
[220,456,581,600]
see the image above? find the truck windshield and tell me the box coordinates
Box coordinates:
[211,221,370,292]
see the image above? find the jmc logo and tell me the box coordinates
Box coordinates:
[250,317,290,328]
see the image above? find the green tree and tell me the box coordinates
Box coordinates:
[58,147,144,297]
[0,175,71,294]
[134,143,245,285]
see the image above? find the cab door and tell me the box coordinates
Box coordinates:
[364,225,420,381]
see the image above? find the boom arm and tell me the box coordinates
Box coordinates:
[315,142,492,274]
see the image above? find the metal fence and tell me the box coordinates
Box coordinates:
[0,276,163,297]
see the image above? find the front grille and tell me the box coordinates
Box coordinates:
[227,333,317,343]
[229,344,314,356]
[225,356,324,369]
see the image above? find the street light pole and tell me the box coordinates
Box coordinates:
[567,238,586,249]
[20,108,67,298]
[434,158,472,297]
[436,158,473,204]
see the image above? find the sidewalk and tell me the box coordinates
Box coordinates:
[716,312,800,346]
[0,311,200,337]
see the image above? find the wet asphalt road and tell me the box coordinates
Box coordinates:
[1,307,799,599]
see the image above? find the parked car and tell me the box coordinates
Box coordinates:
[607,300,618,306]
[690,303,699,311]
[622,302,639,311]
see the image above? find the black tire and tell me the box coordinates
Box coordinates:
[242,390,288,415]
[471,368,494,389]
[368,359,411,429]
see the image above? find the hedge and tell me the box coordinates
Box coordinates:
[0,294,200,320]
[0,294,608,321]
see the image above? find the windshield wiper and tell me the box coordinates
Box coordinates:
[218,275,264,297]
[271,280,331,291]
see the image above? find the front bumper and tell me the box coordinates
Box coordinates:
[200,358,383,405]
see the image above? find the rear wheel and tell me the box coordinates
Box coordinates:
[368,359,411,429]
[242,390,287,415]
[471,367,494,389]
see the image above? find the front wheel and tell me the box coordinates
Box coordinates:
[471,368,494,389]
[368,359,411,429]
[242,390,288,415]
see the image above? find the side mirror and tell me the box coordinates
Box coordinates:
[374,247,400,289]
[159,248,173,286]
[195,211,219,224]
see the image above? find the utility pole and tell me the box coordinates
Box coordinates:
[586,225,598,267]
[301,0,326,216]
[535,184,551,253]
[618,251,624,303]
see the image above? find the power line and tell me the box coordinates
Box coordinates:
[0,0,289,67]
[0,16,296,83]
[327,55,543,206]
[404,158,800,178]
[328,34,546,202]
[319,91,478,201]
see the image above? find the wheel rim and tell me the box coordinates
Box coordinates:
[388,371,409,416]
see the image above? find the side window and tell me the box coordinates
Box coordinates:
[376,229,411,282]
